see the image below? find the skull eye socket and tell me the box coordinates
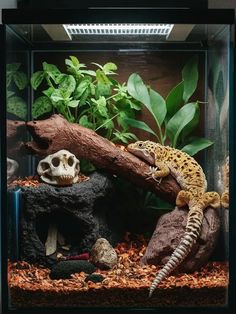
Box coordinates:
[75,161,80,170]
[68,156,74,167]
[40,162,50,171]
[51,157,60,167]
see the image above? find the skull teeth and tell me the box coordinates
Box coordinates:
[57,175,74,185]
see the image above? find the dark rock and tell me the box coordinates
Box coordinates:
[85,273,105,283]
[141,206,220,272]
[50,260,96,279]
[19,172,122,266]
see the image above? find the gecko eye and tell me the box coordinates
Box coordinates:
[138,143,143,147]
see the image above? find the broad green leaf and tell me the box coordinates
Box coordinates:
[74,78,91,99]
[166,102,198,148]
[181,101,200,141]
[43,62,60,74]
[182,55,199,103]
[149,88,167,127]
[7,63,21,72]
[124,117,157,138]
[43,87,55,98]
[67,100,79,108]
[165,81,184,120]
[96,69,111,84]
[7,96,27,120]
[117,111,129,129]
[95,82,111,98]
[51,89,64,102]
[32,96,53,119]
[31,71,45,90]
[13,71,28,90]
[79,115,94,129]
[59,74,76,98]
[127,73,150,106]
[79,88,90,105]
[181,137,213,156]
[127,99,142,111]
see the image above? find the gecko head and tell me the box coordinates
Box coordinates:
[127,140,159,164]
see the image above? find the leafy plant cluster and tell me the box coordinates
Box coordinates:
[6,63,28,120]
[31,56,142,144]
[126,56,213,156]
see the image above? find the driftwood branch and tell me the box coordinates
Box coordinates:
[25,114,180,204]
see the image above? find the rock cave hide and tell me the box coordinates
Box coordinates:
[19,172,122,266]
[141,206,221,272]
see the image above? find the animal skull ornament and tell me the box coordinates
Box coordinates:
[7,157,19,180]
[37,150,80,186]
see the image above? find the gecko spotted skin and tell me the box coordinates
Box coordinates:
[127,140,220,297]
[221,156,229,208]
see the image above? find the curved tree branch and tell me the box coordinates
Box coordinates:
[25,114,180,204]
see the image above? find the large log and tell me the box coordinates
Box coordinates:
[25,114,180,204]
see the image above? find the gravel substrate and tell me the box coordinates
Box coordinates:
[8,237,228,308]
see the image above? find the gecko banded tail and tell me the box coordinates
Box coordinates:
[148,206,203,298]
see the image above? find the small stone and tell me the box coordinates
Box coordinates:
[90,238,117,270]
[85,273,105,283]
[50,260,96,279]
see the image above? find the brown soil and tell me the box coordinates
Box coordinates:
[8,235,228,308]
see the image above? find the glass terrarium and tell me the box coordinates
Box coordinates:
[0,7,235,313]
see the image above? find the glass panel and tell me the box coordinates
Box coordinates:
[4,22,231,310]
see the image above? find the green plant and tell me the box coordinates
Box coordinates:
[126,55,213,156]
[31,56,142,144]
[7,63,28,119]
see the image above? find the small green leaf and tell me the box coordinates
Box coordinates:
[127,73,150,106]
[95,82,111,97]
[124,117,157,138]
[149,88,167,127]
[103,62,117,74]
[182,55,199,103]
[43,62,60,74]
[92,96,108,118]
[74,78,91,99]
[43,87,55,98]
[7,96,27,120]
[165,81,184,120]
[166,102,198,148]
[67,100,79,108]
[69,56,80,67]
[96,69,111,84]
[31,71,45,90]
[80,69,96,76]
[32,96,53,119]
[79,115,94,129]
[181,137,213,156]
[79,88,90,105]
[13,71,28,90]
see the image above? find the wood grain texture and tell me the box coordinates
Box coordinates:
[25,114,181,204]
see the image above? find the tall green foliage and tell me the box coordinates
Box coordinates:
[126,55,213,156]
[31,56,142,144]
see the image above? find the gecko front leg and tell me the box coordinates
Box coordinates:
[145,161,170,184]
